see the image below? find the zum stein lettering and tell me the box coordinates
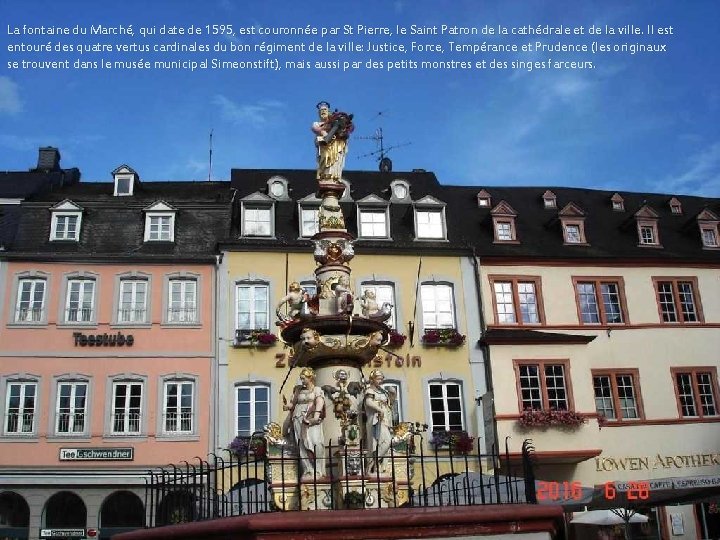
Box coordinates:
[73,331,134,346]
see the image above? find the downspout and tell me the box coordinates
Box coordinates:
[212,252,223,457]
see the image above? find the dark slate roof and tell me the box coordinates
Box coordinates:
[231,169,720,262]
[8,181,232,262]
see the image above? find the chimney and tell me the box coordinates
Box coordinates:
[36,147,61,171]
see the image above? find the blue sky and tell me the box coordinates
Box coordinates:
[1,0,719,196]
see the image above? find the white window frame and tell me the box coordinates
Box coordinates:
[428,381,465,432]
[700,226,718,248]
[55,381,89,435]
[15,278,46,323]
[360,281,396,328]
[235,282,269,332]
[64,278,96,324]
[118,279,148,323]
[163,380,195,434]
[111,381,143,435]
[167,278,198,324]
[300,206,320,237]
[242,206,273,237]
[421,283,456,330]
[415,209,445,240]
[236,384,270,437]
[50,212,81,241]
[144,213,175,242]
[4,381,37,435]
[563,223,583,244]
[358,208,389,238]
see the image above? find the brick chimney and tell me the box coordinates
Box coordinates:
[36,147,61,171]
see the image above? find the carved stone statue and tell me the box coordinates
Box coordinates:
[312,101,354,183]
[299,327,320,349]
[283,367,326,478]
[276,282,307,323]
[333,274,353,314]
[360,290,394,322]
[364,369,395,474]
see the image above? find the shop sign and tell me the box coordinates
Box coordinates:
[273,352,422,368]
[73,332,134,347]
[595,453,720,472]
[40,529,86,538]
[59,447,134,461]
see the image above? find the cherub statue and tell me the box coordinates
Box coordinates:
[359,290,394,322]
[333,274,353,314]
[276,282,308,323]
[299,327,320,349]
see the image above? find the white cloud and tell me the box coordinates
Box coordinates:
[0,77,23,114]
[664,142,720,196]
[212,95,286,127]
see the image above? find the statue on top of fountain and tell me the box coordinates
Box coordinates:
[312,101,354,183]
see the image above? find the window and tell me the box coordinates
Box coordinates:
[15,278,46,322]
[118,279,148,323]
[416,209,444,239]
[360,282,396,327]
[421,283,455,329]
[564,224,582,243]
[672,368,718,418]
[145,215,174,241]
[382,382,402,425]
[495,221,513,241]
[490,201,518,243]
[542,191,557,209]
[592,370,643,421]
[116,177,132,195]
[243,207,272,237]
[476,189,491,208]
[113,166,138,196]
[236,384,270,437]
[669,197,682,215]
[701,227,718,248]
[163,381,194,433]
[515,361,571,411]
[56,382,88,434]
[611,193,624,212]
[5,382,36,434]
[168,279,197,323]
[639,225,656,245]
[428,381,464,432]
[358,209,388,238]
[489,276,544,325]
[300,207,319,237]
[51,214,80,241]
[653,278,703,323]
[65,279,96,323]
[111,382,142,434]
[697,209,719,249]
[236,282,269,331]
[573,278,627,324]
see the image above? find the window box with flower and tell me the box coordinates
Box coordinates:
[387,330,407,348]
[429,430,475,454]
[421,328,466,347]
[234,329,278,347]
[227,435,267,460]
[517,408,587,429]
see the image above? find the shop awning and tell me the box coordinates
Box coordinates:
[591,475,720,508]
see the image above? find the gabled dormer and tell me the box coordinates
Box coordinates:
[477,189,492,208]
[542,190,557,209]
[413,195,447,240]
[611,193,625,212]
[50,199,83,241]
[267,176,290,201]
[634,204,661,247]
[357,194,391,239]
[143,201,176,242]
[240,192,275,238]
[390,179,411,203]
[668,197,682,215]
[112,165,139,196]
[696,208,719,249]
[490,200,519,243]
[558,202,588,245]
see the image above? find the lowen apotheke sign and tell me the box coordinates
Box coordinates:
[60,447,134,461]
[73,331,134,346]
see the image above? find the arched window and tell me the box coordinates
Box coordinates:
[100,491,145,530]
[44,491,86,528]
[0,491,30,530]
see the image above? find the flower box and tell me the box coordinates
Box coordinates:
[517,408,587,429]
[234,329,277,347]
[421,328,466,347]
[429,430,475,454]
[387,330,407,348]
[227,436,266,460]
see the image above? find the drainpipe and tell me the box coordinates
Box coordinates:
[211,253,223,457]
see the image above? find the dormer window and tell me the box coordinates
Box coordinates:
[542,190,557,209]
[477,189,492,208]
[112,165,139,197]
[491,200,518,243]
[357,195,390,239]
[634,205,661,247]
[611,193,625,212]
[267,176,289,200]
[240,192,274,237]
[697,209,719,249]
[297,194,321,238]
[669,197,682,215]
[144,201,176,242]
[414,196,447,240]
[390,179,410,203]
[559,202,588,245]
[50,200,83,241]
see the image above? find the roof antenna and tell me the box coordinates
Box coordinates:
[356,111,411,172]
[208,129,213,181]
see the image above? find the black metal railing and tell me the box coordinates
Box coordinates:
[145,435,537,527]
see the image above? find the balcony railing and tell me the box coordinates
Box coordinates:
[164,412,193,433]
[112,411,142,434]
[5,412,35,433]
[65,308,94,323]
[14,308,44,322]
[118,308,147,323]
[167,307,198,323]
[57,412,86,433]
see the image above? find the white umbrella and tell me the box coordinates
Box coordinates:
[571,508,649,525]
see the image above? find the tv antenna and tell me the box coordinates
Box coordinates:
[356,112,411,172]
